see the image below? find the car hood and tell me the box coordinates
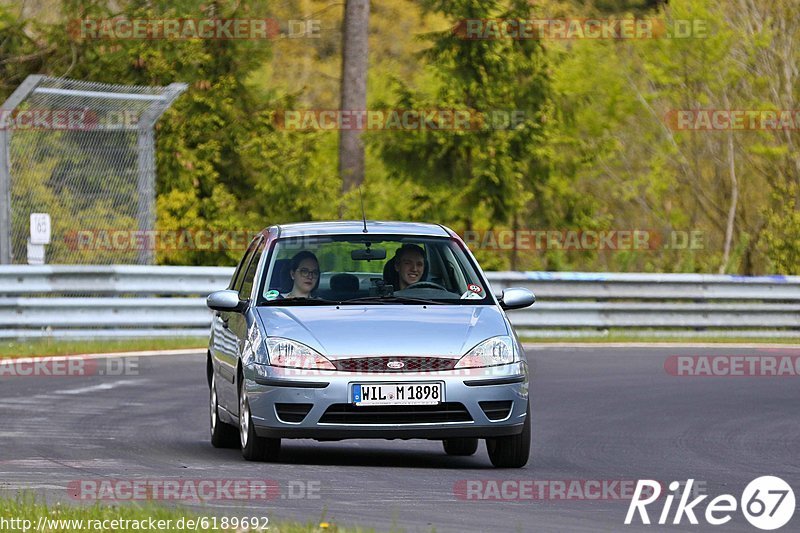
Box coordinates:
[255,305,509,359]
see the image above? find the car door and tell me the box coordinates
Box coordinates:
[222,236,266,412]
[213,237,260,409]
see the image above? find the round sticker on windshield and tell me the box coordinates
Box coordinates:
[265,289,280,301]
[467,284,482,293]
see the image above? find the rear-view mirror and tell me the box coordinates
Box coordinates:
[351,248,387,261]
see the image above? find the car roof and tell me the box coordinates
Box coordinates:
[271,220,452,238]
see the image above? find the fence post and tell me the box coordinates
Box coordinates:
[0,75,44,264]
[135,82,186,265]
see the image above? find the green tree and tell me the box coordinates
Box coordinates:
[372,0,550,269]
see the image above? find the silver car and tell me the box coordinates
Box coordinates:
[206,221,535,467]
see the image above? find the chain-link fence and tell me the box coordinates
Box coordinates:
[0,75,186,264]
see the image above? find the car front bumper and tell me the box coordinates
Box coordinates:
[243,361,529,440]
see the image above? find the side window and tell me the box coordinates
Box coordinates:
[229,238,259,291]
[238,238,266,300]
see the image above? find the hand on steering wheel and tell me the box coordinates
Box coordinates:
[404,281,448,291]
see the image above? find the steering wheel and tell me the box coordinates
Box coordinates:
[404,281,448,291]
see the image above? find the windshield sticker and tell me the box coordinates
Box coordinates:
[467,284,483,293]
[265,289,280,301]
[460,290,483,300]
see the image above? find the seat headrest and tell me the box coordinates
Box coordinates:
[382,258,399,288]
[269,259,291,292]
[330,273,359,293]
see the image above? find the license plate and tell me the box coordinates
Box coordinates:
[352,383,442,406]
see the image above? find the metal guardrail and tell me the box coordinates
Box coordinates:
[1,266,799,338]
[0,265,233,295]
[483,271,800,300]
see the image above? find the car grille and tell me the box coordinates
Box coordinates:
[479,400,513,421]
[332,357,457,373]
[319,402,473,424]
[275,403,313,423]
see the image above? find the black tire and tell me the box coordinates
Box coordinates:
[486,401,530,468]
[443,438,479,456]
[210,373,238,448]
[239,385,281,462]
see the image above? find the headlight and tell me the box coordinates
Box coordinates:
[454,336,517,369]
[265,337,335,370]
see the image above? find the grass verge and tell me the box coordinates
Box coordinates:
[0,337,207,359]
[0,495,361,532]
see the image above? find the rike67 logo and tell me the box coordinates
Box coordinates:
[625,477,795,530]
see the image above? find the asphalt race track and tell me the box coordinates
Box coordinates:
[1,346,799,532]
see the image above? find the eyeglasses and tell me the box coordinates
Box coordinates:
[297,268,320,278]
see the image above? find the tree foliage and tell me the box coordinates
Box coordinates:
[370,0,550,269]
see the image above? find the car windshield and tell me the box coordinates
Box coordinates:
[256,235,492,305]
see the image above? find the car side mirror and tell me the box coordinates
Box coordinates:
[207,290,247,312]
[499,287,535,311]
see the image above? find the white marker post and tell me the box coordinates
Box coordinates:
[28,212,51,265]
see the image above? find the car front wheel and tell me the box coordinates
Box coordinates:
[239,384,281,461]
[486,400,530,468]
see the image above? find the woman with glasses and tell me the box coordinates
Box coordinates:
[283,250,320,299]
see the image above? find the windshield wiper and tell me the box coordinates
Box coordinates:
[342,295,446,305]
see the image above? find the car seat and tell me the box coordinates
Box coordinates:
[329,273,360,299]
[269,259,291,292]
